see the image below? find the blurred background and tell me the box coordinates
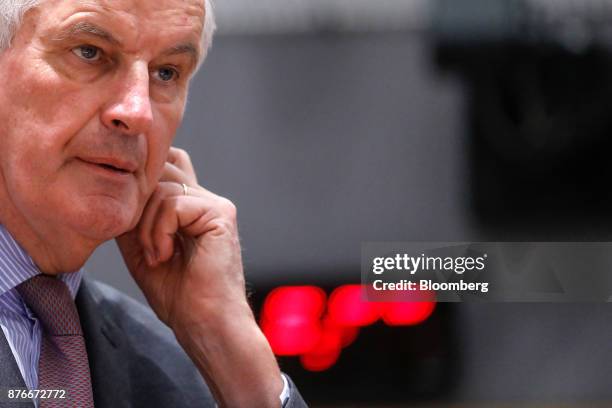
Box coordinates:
[86,0,612,406]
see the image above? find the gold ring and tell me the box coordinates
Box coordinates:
[181,183,189,196]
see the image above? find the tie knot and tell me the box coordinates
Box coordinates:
[16,275,82,336]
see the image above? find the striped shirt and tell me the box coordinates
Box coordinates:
[0,224,83,391]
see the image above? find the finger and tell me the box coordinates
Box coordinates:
[142,183,225,264]
[160,161,198,186]
[140,181,219,257]
[161,162,221,198]
[168,147,197,182]
[138,182,184,263]
[151,195,237,264]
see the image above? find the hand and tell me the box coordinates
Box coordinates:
[116,147,282,407]
[116,147,245,327]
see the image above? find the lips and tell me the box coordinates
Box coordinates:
[77,156,138,174]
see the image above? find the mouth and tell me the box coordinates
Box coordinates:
[77,157,138,175]
[96,162,130,174]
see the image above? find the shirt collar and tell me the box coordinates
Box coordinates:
[0,224,84,299]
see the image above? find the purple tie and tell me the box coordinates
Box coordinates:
[17,275,95,408]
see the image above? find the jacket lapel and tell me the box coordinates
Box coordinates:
[76,279,131,408]
[0,328,34,407]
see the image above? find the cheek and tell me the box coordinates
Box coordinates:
[144,106,183,185]
[143,136,172,195]
[0,59,105,207]
[3,51,100,139]
[0,128,63,201]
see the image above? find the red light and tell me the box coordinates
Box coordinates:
[262,318,322,356]
[338,324,359,348]
[327,285,380,327]
[300,347,341,372]
[319,315,360,348]
[300,322,343,372]
[380,301,436,326]
[260,286,326,355]
[262,286,326,320]
[260,284,437,369]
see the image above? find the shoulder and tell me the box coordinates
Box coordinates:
[78,278,308,408]
[77,278,215,408]
[82,278,171,341]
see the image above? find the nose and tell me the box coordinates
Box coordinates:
[101,62,153,136]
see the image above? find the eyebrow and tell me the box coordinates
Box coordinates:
[52,21,121,46]
[162,43,201,68]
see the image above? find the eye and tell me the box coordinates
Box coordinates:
[72,45,101,62]
[154,67,179,83]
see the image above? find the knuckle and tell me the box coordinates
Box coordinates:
[218,197,237,218]
[211,218,237,235]
[174,147,190,162]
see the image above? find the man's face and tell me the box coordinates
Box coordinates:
[0,0,204,243]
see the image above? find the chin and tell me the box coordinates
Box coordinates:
[69,195,140,241]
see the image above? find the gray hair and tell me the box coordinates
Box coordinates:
[0,0,216,62]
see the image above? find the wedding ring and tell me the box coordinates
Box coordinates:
[181,183,189,196]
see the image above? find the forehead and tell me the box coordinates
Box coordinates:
[36,0,205,52]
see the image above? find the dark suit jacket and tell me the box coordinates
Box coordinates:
[0,279,307,408]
